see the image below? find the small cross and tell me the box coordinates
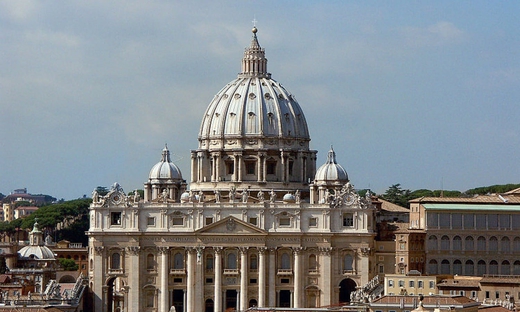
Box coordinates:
[252,16,257,27]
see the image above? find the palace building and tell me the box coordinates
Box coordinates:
[88,27,377,312]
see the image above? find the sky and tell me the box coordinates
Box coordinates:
[1,1,519,200]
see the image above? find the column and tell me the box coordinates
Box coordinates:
[186,248,195,312]
[126,247,140,312]
[195,247,205,312]
[239,247,249,311]
[293,247,303,308]
[93,246,105,312]
[190,153,197,183]
[237,154,243,182]
[158,247,169,312]
[214,247,223,312]
[268,248,276,306]
[319,247,332,306]
[258,247,267,307]
[262,156,267,182]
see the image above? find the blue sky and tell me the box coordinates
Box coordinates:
[1,1,519,200]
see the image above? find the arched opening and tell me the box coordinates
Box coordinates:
[501,260,511,275]
[502,237,510,253]
[147,253,155,270]
[249,299,257,308]
[250,254,258,270]
[205,298,214,312]
[441,236,450,250]
[309,254,317,270]
[339,278,357,303]
[106,277,125,312]
[344,254,353,272]
[428,259,438,275]
[453,236,462,250]
[306,286,320,308]
[453,260,462,275]
[514,260,520,275]
[465,260,474,276]
[465,236,474,251]
[478,260,486,275]
[489,260,498,274]
[111,253,120,270]
[59,275,76,283]
[441,259,450,274]
[489,236,498,251]
[428,235,438,250]
[174,252,184,269]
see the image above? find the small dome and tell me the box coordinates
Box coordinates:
[283,193,296,203]
[18,245,55,260]
[149,145,183,181]
[315,147,348,182]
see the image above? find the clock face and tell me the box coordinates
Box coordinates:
[111,193,123,205]
[345,194,355,205]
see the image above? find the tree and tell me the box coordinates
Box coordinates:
[59,258,79,271]
[380,184,412,208]
[94,186,109,197]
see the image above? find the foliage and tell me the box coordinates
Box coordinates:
[59,258,79,271]
[18,198,91,232]
[95,186,109,197]
[409,189,462,199]
[127,189,144,198]
[31,194,58,203]
[14,201,32,208]
[380,184,412,208]
[464,184,520,196]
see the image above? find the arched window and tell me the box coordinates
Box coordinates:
[501,260,510,275]
[477,236,486,251]
[514,237,520,251]
[428,236,438,250]
[147,253,155,270]
[281,253,291,269]
[453,260,462,275]
[514,260,520,275]
[174,252,184,269]
[465,260,474,276]
[501,237,510,253]
[111,253,120,270]
[489,236,498,251]
[309,254,317,270]
[429,260,438,275]
[477,260,486,275]
[344,255,353,271]
[465,236,474,251]
[227,253,237,269]
[250,254,258,270]
[441,236,450,250]
[489,260,498,274]
[453,236,462,250]
[441,259,450,274]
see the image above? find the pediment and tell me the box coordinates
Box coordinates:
[196,216,267,235]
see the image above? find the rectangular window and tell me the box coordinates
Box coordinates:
[174,278,182,283]
[496,291,500,299]
[250,278,257,284]
[205,217,213,225]
[226,162,234,175]
[281,278,290,284]
[513,215,520,230]
[427,212,438,228]
[488,214,498,230]
[147,217,155,226]
[476,214,486,228]
[206,278,213,284]
[439,213,450,228]
[409,281,415,287]
[249,217,258,226]
[398,280,404,287]
[267,161,276,175]
[288,160,294,175]
[452,213,462,229]
[485,291,490,299]
[245,162,255,175]
[471,291,477,298]
[309,217,318,227]
[429,281,435,289]
[379,265,384,273]
[500,214,510,229]
[388,280,394,287]
[418,281,423,288]
[111,212,122,225]
[172,217,183,226]
[343,213,354,227]
[279,217,290,226]
[464,214,475,229]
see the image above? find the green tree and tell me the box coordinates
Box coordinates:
[381,184,411,208]
[59,258,79,271]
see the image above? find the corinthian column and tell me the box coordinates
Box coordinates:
[319,247,332,306]
[239,247,249,311]
[158,247,169,312]
[293,247,303,308]
[186,248,196,312]
[258,247,267,307]
[214,247,223,312]
[268,247,276,306]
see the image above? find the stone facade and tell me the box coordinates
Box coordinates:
[88,27,377,312]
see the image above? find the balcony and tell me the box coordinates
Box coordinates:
[223,269,239,275]
[342,269,356,275]
[277,269,293,275]
[170,269,186,275]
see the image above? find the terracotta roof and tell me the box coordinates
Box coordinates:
[504,187,520,195]
[409,194,520,204]
[437,278,481,288]
[478,306,511,312]
[379,198,410,212]
[480,275,520,284]
[372,295,477,307]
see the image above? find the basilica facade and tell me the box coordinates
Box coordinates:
[88,27,377,312]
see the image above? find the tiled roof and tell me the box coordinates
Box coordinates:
[380,198,410,212]
[372,295,477,306]
[478,306,511,312]
[409,194,520,204]
[437,278,481,288]
[480,275,520,284]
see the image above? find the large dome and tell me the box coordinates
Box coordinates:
[149,145,183,182]
[198,27,310,149]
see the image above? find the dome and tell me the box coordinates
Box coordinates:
[198,27,310,148]
[149,145,183,181]
[18,245,55,260]
[315,147,348,182]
